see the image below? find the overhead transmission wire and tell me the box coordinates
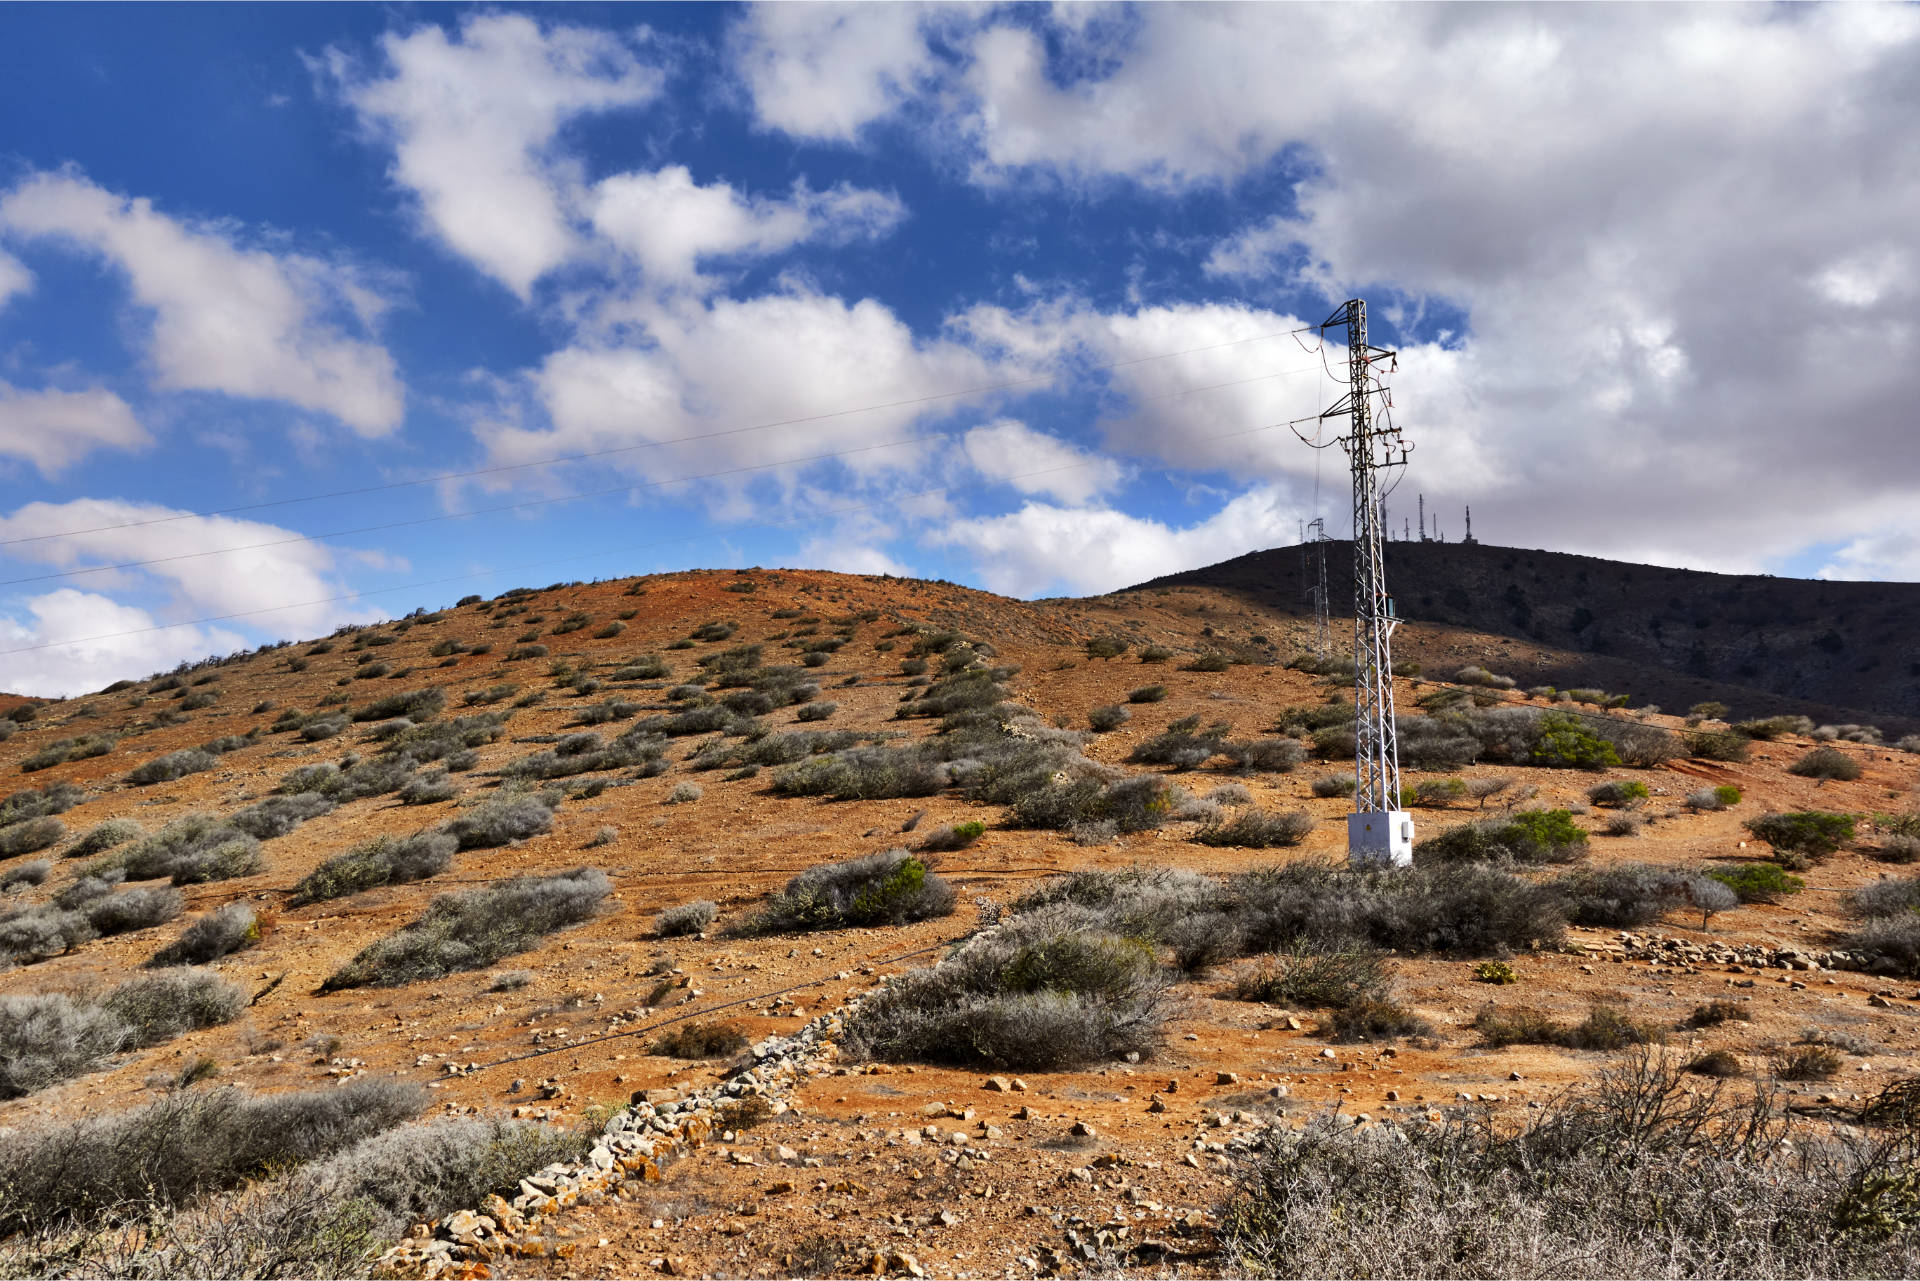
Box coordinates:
[0,414,1305,659]
[0,326,1317,551]
[0,363,1330,592]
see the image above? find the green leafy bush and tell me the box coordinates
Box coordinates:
[1706,862,1803,903]
[1416,810,1588,865]
[1528,715,1620,770]
[1744,810,1855,865]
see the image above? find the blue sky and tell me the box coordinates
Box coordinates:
[1,3,1917,694]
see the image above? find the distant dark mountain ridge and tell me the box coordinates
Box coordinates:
[1130,540,1920,732]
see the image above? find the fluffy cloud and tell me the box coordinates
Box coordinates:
[330,13,664,298]
[795,534,914,578]
[484,288,1021,508]
[0,588,248,698]
[939,485,1301,598]
[728,3,941,142]
[0,172,403,435]
[589,166,905,291]
[0,249,29,308]
[0,383,149,475]
[734,5,1920,575]
[961,419,1124,504]
[0,498,361,637]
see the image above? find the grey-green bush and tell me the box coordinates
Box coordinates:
[320,867,610,990]
[230,793,336,840]
[0,1076,423,1234]
[439,791,557,849]
[147,903,260,967]
[100,970,244,1048]
[0,817,63,858]
[0,994,132,1099]
[656,900,717,937]
[843,906,1168,1070]
[67,817,140,858]
[732,851,954,936]
[111,815,262,885]
[125,748,219,786]
[292,831,458,904]
[1196,810,1315,848]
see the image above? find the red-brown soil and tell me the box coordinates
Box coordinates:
[0,566,1916,1279]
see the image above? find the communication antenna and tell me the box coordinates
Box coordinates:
[1316,299,1414,868]
[1305,516,1332,657]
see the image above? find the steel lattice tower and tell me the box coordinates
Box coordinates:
[1317,299,1414,867]
[1305,516,1331,657]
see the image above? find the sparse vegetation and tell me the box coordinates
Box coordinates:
[656,900,717,937]
[1196,810,1315,848]
[67,817,139,857]
[651,1021,747,1059]
[125,748,220,786]
[440,789,558,849]
[0,969,242,1098]
[107,815,263,885]
[147,903,261,967]
[732,851,954,936]
[1475,1001,1662,1051]
[0,1076,422,1235]
[1788,745,1863,780]
[0,817,63,858]
[1416,810,1588,865]
[843,906,1168,1070]
[1088,704,1130,732]
[1311,773,1357,798]
[292,832,458,904]
[1231,946,1388,1009]
[1744,810,1856,866]
[1128,685,1168,704]
[320,867,610,990]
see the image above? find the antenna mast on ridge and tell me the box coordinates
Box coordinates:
[1317,299,1414,868]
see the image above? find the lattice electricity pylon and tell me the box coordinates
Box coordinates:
[1316,298,1414,868]
[1305,516,1332,658]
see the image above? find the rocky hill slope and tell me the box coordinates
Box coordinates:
[0,566,1915,1278]
[1135,540,1920,733]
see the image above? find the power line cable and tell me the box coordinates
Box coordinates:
[0,362,1330,590]
[0,327,1316,551]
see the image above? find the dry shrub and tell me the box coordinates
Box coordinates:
[320,867,610,990]
[732,851,954,936]
[651,1021,748,1059]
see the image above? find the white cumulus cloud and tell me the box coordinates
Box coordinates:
[732,4,1920,576]
[939,485,1301,598]
[0,171,403,435]
[961,419,1124,504]
[483,288,1024,511]
[330,12,665,298]
[589,166,905,292]
[0,249,29,309]
[0,382,149,475]
[0,588,249,699]
[728,3,943,142]
[0,498,366,638]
